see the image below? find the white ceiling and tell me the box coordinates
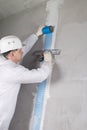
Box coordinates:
[0,0,46,20]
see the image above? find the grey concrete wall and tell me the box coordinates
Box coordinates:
[0,2,47,130]
[43,0,87,130]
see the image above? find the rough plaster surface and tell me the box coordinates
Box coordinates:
[43,0,87,130]
[0,0,47,20]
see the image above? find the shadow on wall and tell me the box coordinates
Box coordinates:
[22,36,43,69]
[9,83,37,130]
[51,62,62,84]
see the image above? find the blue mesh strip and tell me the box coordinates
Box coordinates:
[31,33,52,130]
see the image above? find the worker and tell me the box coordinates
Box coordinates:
[0,26,52,130]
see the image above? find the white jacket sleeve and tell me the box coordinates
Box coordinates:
[4,62,51,84]
[22,34,38,57]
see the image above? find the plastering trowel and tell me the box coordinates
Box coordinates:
[32,49,61,62]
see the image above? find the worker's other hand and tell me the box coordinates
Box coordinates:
[36,25,44,37]
[44,51,52,63]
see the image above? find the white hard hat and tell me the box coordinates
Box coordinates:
[0,35,22,53]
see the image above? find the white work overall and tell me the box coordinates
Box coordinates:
[0,34,50,130]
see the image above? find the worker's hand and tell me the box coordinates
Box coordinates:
[36,25,44,37]
[44,51,52,63]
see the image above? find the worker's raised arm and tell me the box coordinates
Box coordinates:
[22,34,38,57]
[22,25,44,57]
